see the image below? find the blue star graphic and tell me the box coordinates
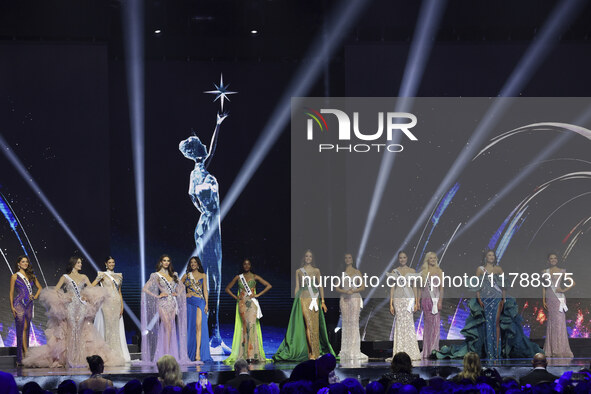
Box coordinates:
[204,74,237,112]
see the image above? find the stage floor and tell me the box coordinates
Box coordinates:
[7,356,590,390]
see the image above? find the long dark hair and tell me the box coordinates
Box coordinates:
[15,255,36,281]
[187,256,205,274]
[481,249,497,265]
[300,249,315,268]
[239,259,255,274]
[67,256,82,273]
[546,251,560,266]
[156,254,178,282]
[343,252,356,270]
[390,352,412,374]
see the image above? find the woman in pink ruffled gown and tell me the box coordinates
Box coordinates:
[542,252,574,358]
[22,257,124,368]
[141,254,193,364]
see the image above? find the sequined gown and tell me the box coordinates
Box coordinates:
[13,275,35,363]
[339,274,368,362]
[141,273,192,364]
[22,277,124,368]
[273,270,335,362]
[94,271,130,362]
[544,268,573,358]
[389,271,421,361]
[184,275,212,362]
[420,276,440,358]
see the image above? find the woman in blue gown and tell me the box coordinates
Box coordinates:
[180,256,212,362]
[435,249,541,360]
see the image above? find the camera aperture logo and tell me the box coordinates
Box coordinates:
[304,107,417,153]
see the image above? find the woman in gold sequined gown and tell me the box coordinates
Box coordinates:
[92,256,131,362]
[273,250,335,362]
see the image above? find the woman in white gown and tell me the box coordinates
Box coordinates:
[92,256,131,362]
[388,251,421,361]
[336,253,368,362]
[23,257,124,368]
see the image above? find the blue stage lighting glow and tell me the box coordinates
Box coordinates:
[122,0,146,287]
[0,133,142,329]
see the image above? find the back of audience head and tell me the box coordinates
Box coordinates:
[365,381,385,394]
[181,382,199,394]
[458,352,481,382]
[86,355,105,375]
[143,376,163,394]
[532,352,548,368]
[234,359,249,375]
[315,353,337,379]
[122,379,142,394]
[157,355,184,388]
[57,379,76,394]
[341,378,364,394]
[23,381,44,394]
[280,380,313,394]
[390,352,412,374]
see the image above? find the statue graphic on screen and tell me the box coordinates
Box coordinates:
[179,112,228,353]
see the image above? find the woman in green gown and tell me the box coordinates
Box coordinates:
[224,259,272,364]
[273,250,336,362]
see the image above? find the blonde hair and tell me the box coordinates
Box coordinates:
[457,352,481,382]
[157,355,184,387]
[420,252,439,273]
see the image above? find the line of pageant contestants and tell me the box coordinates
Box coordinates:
[10,248,574,368]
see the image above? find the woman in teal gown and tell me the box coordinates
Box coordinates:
[273,250,335,362]
[224,259,272,364]
[435,250,541,360]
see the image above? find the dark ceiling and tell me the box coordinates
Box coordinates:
[1,0,590,61]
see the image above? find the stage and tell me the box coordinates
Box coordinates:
[4,341,591,391]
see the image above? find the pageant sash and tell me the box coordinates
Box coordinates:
[426,275,440,315]
[103,271,121,291]
[17,272,35,317]
[344,273,364,309]
[546,268,568,312]
[239,274,263,319]
[390,269,415,313]
[300,268,319,311]
[188,272,204,298]
[156,273,179,314]
[64,274,87,305]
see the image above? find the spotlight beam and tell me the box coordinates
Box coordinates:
[356,0,447,267]
[121,0,146,286]
[365,0,585,301]
[0,133,142,329]
[190,0,371,256]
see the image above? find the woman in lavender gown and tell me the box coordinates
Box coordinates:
[542,252,574,358]
[141,254,194,364]
[23,257,124,368]
[418,252,443,358]
[9,255,42,365]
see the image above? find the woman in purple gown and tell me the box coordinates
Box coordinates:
[9,255,42,365]
[141,255,194,364]
[542,252,574,358]
[419,252,443,358]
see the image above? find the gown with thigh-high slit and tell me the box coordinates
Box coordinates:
[23,277,125,368]
[434,267,541,359]
[184,275,212,362]
[13,274,35,364]
[224,276,266,364]
[273,271,335,362]
[141,272,193,364]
